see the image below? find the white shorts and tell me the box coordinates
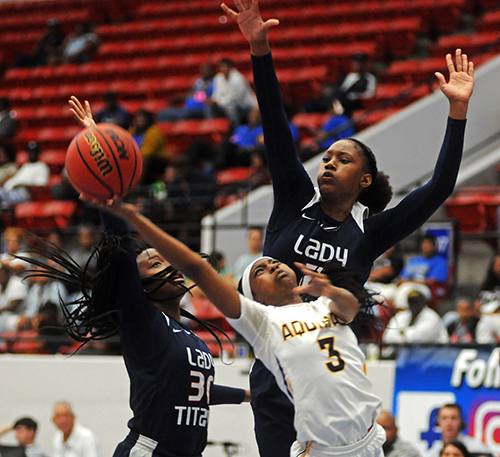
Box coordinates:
[290,423,386,457]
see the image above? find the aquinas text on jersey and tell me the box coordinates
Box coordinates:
[293,234,348,266]
[282,313,339,341]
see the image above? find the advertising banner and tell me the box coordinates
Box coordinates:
[394,346,500,456]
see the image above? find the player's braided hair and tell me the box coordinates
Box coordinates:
[16,234,231,354]
[345,138,393,215]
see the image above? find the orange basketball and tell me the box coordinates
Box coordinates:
[66,123,143,200]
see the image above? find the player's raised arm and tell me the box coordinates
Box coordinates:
[221,0,279,56]
[435,49,474,120]
[82,196,243,319]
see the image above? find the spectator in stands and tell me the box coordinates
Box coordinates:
[208,58,258,127]
[475,301,500,344]
[299,99,356,161]
[0,144,18,185]
[331,52,377,116]
[0,226,31,275]
[0,416,48,457]
[0,141,50,206]
[129,109,171,185]
[446,298,479,344]
[210,250,234,283]
[303,52,377,116]
[398,233,449,290]
[35,301,71,354]
[60,22,100,64]
[161,156,217,250]
[439,442,472,457]
[157,62,217,122]
[0,263,28,334]
[383,284,448,345]
[231,226,264,280]
[19,263,68,328]
[94,91,131,130]
[216,106,264,169]
[52,402,101,457]
[369,244,404,285]
[0,97,17,144]
[480,252,500,292]
[16,18,66,68]
[376,410,422,457]
[68,224,98,273]
[425,404,494,457]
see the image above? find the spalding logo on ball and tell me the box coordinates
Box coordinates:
[66,123,143,200]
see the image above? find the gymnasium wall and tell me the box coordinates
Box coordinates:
[0,355,395,457]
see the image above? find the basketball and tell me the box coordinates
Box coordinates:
[66,123,143,200]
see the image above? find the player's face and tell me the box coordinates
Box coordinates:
[437,407,462,441]
[317,140,371,199]
[136,248,186,298]
[249,258,297,306]
[440,444,465,457]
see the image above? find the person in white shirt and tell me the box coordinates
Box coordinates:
[0,141,50,205]
[52,402,100,457]
[208,58,257,127]
[383,283,448,345]
[425,404,494,457]
[0,264,28,334]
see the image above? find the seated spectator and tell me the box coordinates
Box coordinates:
[60,22,100,64]
[480,252,500,293]
[304,52,377,116]
[397,233,449,305]
[16,18,66,68]
[0,227,31,275]
[157,62,216,122]
[475,301,500,344]
[19,263,68,328]
[425,404,495,457]
[246,150,271,190]
[207,58,258,127]
[68,225,98,273]
[439,442,471,457]
[0,97,17,144]
[383,284,448,345]
[446,298,479,344]
[376,410,422,457]
[0,416,48,457]
[35,301,72,354]
[369,244,404,285]
[0,263,29,334]
[0,142,50,206]
[130,109,171,185]
[299,99,356,161]
[94,91,131,130]
[231,226,264,280]
[158,157,217,250]
[216,107,264,169]
[0,144,19,186]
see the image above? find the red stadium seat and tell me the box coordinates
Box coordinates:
[15,200,78,230]
[443,194,489,233]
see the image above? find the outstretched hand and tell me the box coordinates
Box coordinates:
[435,49,474,119]
[79,193,138,219]
[292,263,334,297]
[69,95,96,129]
[221,0,279,55]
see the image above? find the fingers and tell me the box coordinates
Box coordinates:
[221,3,238,17]
[468,60,475,77]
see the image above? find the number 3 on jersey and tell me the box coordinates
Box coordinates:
[318,336,345,372]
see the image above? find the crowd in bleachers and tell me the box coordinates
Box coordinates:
[0,0,500,355]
